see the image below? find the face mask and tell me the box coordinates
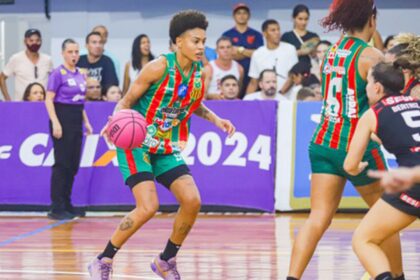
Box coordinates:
[26,43,41,53]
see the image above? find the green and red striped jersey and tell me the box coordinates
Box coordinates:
[312,37,370,151]
[132,52,205,154]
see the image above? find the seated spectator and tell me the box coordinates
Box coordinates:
[247,19,298,96]
[282,61,320,100]
[220,75,240,100]
[281,4,320,66]
[102,84,122,102]
[312,40,332,80]
[77,31,119,88]
[244,69,284,101]
[0,28,53,101]
[86,78,102,101]
[123,34,154,95]
[204,36,243,100]
[23,82,46,101]
[297,87,318,101]
[383,35,396,52]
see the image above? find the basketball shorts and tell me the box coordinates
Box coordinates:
[382,184,420,218]
[309,142,387,186]
[116,147,191,189]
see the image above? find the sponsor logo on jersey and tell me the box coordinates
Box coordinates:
[337,49,352,58]
[400,193,420,208]
[323,63,346,75]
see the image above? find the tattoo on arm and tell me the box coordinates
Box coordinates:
[119,216,134,231]
[178,222,192,236]
[194,105,212,121]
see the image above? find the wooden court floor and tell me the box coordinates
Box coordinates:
[0,213,419,280]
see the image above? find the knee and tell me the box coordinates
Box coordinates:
[135,201,159,220]
[307,213,333,234]
[180,194,201,213]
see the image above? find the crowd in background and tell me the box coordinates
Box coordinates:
[0,3,418,103]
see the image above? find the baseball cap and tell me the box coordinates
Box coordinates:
[24,28,41,38]
[233,3,250,14]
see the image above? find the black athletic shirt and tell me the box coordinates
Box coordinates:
[372,95,420,167]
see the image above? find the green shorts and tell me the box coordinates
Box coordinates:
[309,142,387,186]
[116,147,190,189]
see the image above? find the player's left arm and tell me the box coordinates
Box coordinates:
[193,103,235,137]
[344,109,377,175]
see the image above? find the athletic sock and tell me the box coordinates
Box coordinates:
[394,273,405,280]
[160,239,181,261]
[286,277,299,280]
[375,272,393,280]
[98,241,120,259]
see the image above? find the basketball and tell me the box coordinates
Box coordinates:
[107,109,148,149]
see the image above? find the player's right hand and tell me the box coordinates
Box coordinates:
[52,121,63,139]
[100,116,113,143]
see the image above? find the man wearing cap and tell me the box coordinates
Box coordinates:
[222,3,263,99]
[0,29,53,101]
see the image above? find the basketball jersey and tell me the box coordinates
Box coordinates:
[312,36,372,151]
[207,60,240,94]
[132,52,205,154]
[372,95,420,167]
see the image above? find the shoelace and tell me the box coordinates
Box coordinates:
[100,263,112,280]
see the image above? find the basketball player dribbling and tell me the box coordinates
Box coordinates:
[287,1,404,279]
[88,10,235,280]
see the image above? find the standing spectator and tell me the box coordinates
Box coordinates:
[102,84,122,102]
[86,78,102,101]
[92,25,121,81]
[244,69,284,101]
[0,29,53,101]
[204,36,244,99]
[77,32,119,89]
[281,4,320,66]
[122,34,154,95]
[247,19,298,97]
[23,82,46,101]
[220,74,240,100]
[222,3,264,98]
[45,38,92,220]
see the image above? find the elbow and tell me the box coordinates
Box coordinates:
[343,160,357,176]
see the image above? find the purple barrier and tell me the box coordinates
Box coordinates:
[0,101,277,212]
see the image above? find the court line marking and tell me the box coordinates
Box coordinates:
[0,218,77,247]
[0,269,160,279]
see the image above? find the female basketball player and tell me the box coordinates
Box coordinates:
[344,62,420,280]
[287,1,404,279]
[88,10,235,280]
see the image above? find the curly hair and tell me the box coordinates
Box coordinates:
[392,34,420,77]
[169,10,208,44]
[321,0,377,32]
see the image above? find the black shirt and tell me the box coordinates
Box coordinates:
[372,95,420,167]
[281,30,319,65]
[77,54,119,88]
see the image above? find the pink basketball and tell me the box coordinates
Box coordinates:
[107,109,147,149]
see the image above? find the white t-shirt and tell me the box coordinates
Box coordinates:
[248,43,298,91]
[207,60,240,94]
[243,91,286,101]
[2,51,53,100]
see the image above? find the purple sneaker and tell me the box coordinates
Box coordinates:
[150,255,181,280]
[88,256,113,280]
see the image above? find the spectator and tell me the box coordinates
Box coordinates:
[247,19,298,97]
[102,84,122,102]
[297,87,318,101]
[281,4,320,66]
[220,74,240,100]
[204,36,244,100]
[91,25,121,81]
[123,34,154,95]
[312,40,332,80]
[0,29,53,101]
[23,82,46,101]
[222,3,264,98]
[244,69,284,101]
[86,78,102,101]
[77,31,119,89]
[384,35,396,52]
[45,38,92,220]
